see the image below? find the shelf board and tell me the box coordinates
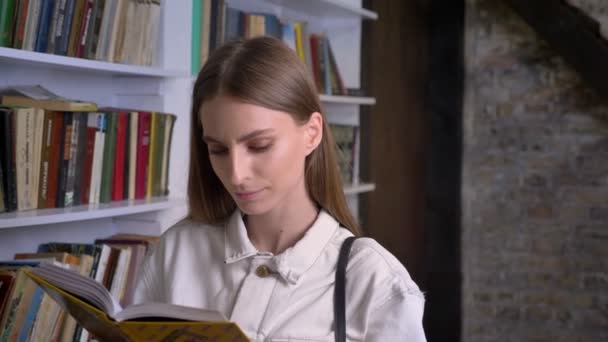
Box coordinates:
[319,94,376,105]
[0,47,189,78]
[229,0,378,20]
[267,0,378,20]
[344,182,376,195]
[0,198,186,229]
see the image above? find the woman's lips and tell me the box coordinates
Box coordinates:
[235,189,264,201]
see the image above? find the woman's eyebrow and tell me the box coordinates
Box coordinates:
[203,129,275,144]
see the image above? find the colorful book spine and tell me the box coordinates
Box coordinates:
[146,112,157,198]
[0,0,16,47]
[56,112,72,208]
[80,113,97,204]
[17,286,44,342]
[46,112,64,208]
[112,111,127,201]
[135,112,150,199]
[72,112,88,206]
[0,109,17,211]
[99,112,116,203]
[12,0,29,49]
[37,111,53,209]
[34,0,54,52]
[192,0,202,75]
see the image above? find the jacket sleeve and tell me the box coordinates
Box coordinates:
[365,289,427,341]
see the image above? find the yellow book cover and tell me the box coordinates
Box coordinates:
[26,264,249,342]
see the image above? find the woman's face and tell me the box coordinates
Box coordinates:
[200,95,322,216]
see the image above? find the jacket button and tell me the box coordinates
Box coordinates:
[256,265,271,278]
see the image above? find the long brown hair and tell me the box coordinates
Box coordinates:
[188,37,360,235]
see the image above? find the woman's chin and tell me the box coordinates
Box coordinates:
[235,200,271,216]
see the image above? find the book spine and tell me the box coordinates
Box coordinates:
[64,112,80,207]
[94,0,112,60]
[135,111,150,199]
[200,0,211,64]
[37,111,53,209]
[34,0,54,52]
[127,111,137,200]
[74,0,93,57]
[23,0,41,51]
[12,0,29,49]
[146,112,157,199]
[45,0,62,53]
[56,112,72,208]
[122,111,130,200]
[0,0,16,47]
[112,111,127,201]
[72,112,88,206]
[57,0,75,55]
[88,113,104,204]
[326,38,346,95]
[160,114,175,196]
[0,110,16,212]
[99,112,116,203]
[30,108,45,210]
[84,0,103,59]
[152,113,165,197]
[17,286,44,342]
[15,108,35,211]
[52,0,67,53]
[191,0,201,75]
[66,0,84,57]
[80,113,96,205]
[46,112,63,208]
[322,36,331,95]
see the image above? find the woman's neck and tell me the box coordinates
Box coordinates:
[244,182,319,255]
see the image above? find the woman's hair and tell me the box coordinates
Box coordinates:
[188,36,360,235]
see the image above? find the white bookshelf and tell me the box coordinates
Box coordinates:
[0,198,186,229]
[0,0,376,258]
[227,0,377,20]
[0,47,189,78]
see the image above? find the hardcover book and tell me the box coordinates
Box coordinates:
[27,264,249,341]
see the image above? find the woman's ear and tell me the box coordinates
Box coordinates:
[304,112,323,156]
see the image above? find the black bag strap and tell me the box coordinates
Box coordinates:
[334,236,360,342]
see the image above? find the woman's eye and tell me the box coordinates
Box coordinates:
[208,147,228,155]
[249,144,272,153]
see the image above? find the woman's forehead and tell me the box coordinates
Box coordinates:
[200,96,299,135]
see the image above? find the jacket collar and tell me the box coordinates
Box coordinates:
[224,209,340,285]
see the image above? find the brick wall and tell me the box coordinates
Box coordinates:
[462,0,608,341]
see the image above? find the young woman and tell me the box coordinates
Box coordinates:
[133,37,426,341]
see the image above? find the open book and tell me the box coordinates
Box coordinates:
[27,263,248,341]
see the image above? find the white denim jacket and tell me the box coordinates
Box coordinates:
[133,210,427,341]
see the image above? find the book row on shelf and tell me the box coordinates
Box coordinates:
[0,0,161,66]
[0,94,175,214]
[191,0,351,96]
[0,233,160,342]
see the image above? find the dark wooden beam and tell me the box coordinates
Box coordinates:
[505,0,608,101]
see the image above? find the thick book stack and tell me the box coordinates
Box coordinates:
[0,0,161,66]
[0,234,160,342]
[330,124,360,185]
[191,0,347,96]
[0,101,176,213]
